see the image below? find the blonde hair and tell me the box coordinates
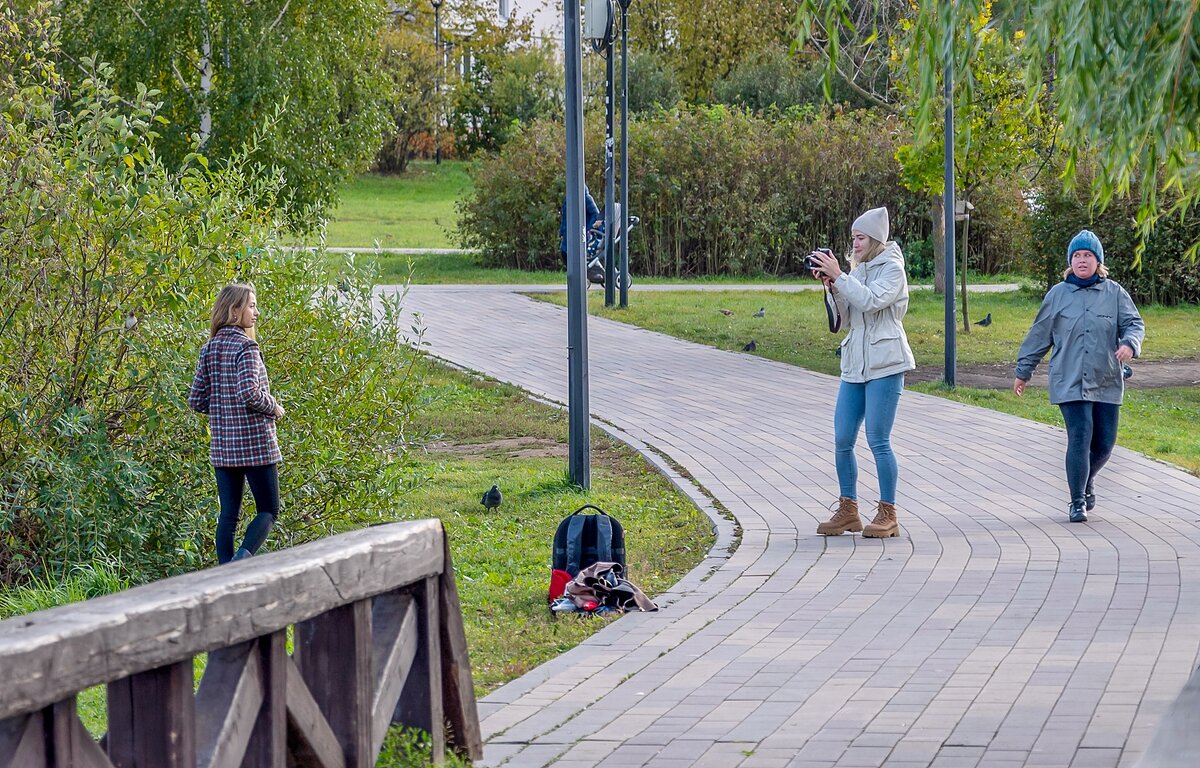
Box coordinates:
[209,283,256,339]
[852,235,887,267]
[1062,263,1109,280]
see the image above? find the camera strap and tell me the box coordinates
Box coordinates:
[822,283,842,333]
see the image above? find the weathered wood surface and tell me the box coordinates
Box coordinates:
[107,659,195,768]
[394,578,444,763]
[295,602,373,768]
[1134,665,1200,768]
[0,712,46,768]
[0,520,443,720]
[437,535,483,761]
[368,591,417,758]
[284,657,345,768]
[195,642,263,768]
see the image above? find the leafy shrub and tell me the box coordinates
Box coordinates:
[625,50,683,114]
[0,19,424,587]
[458,107,928,275]
[1030,168,1200,305]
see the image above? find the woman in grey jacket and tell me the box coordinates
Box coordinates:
[1013,229,1145,523]
[808,206,917,538]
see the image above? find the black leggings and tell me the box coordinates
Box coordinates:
[1058,401,1120,504]
[214,464,279,564]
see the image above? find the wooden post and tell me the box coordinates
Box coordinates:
[50,698,112,767]
[107,661,195,768]
[437,534,483,761]
[242,632,286,768]
[295,601,372,768]
[394,577,443,763]
[0,712,47,768]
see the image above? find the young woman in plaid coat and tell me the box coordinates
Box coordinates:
[189,284,285,563]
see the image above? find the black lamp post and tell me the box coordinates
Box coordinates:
[431,0,444,165]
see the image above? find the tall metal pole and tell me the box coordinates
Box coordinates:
[618,0,631,308]
[942,39,957,388]
[564,0,591,488]
[432,0,443,165]
[603,3,616,307]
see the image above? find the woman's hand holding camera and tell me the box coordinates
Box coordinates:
[808,249,842,283]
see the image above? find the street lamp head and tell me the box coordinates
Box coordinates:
[430,0,443,8]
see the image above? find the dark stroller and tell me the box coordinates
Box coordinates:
[583,205,638,289]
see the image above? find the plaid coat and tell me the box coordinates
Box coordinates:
[188,326,282,467]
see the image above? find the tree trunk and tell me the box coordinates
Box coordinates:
[960,213,971,332]
[198,0,213,149]
[931,194,945,294]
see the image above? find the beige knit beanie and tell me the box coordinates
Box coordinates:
[852,206,889,243]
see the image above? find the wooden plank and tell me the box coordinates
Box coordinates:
[242,633,286,768]
[106,660,195,768]
[283,657,344,768]
[0,713,46,768]
[0,521,444,720]
[295,601,372,768]
[437,532,483,761]
[368,592,417,757]
[194,642,263,768]
[393,578,444,764]
[50,699,116,768]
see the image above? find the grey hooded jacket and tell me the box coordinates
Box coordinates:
[1015,278,1145,405]
[833,242,917,383]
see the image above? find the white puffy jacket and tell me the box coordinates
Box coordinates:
[832,242,917,383]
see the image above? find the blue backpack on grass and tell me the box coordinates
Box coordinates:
[548,505,627,602]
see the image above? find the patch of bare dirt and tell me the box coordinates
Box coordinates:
[423,437,568,459]
[908,357,1200,390]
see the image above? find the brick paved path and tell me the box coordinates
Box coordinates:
[396,285,1200,768]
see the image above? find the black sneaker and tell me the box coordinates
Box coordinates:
[1085,491,1096,511]
[1069,500,1088,523]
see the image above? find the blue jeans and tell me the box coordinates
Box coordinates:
[214,464,279,564]
[1058,401,1120,503]
[834,374,905,503]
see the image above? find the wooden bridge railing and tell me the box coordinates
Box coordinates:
[0,519,482,767]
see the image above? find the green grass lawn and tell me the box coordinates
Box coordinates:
[536,288,1200,475]
[321,163,473,249]
[538,288,1200,373]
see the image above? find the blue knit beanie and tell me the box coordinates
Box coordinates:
[1067,229,1104,264]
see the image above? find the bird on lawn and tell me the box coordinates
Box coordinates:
[753,307,766,318]
[742,339,757,352]
[481,484,502,511]
[719,308,734,316]
[974,312,992,327]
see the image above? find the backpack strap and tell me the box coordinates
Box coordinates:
[565,514,586,576]
[594,514,614,566]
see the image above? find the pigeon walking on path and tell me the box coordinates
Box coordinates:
[481,484,502,511]
[753,307,766,318]
[974,312,992,327]
[743,339,757,352]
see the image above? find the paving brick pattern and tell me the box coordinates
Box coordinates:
[395,286,1200,768]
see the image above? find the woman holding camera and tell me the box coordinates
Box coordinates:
[807,206,916,538]
[1013,229,1144,523]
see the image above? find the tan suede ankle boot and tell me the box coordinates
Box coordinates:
[817,496,862,535]
[862,501,900,538]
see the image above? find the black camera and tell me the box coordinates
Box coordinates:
[804,248,833,274]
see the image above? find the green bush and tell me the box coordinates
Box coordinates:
[458,107,941,276]
[1030,169,1200,305]
[0,24,424,587]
